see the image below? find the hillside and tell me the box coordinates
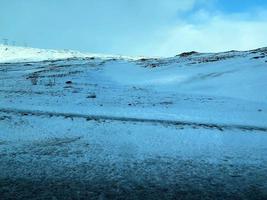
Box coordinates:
[1,45,267,126]
[0,45,267,199]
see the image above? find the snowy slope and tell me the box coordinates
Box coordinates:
[0,46,266,126]
[1,46,267,199]
[0,44,141,63]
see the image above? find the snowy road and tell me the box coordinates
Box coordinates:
[1,111,267,199]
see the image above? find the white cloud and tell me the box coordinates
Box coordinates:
[152,10,267,56]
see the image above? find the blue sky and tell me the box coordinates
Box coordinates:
[1,0,267,56]
[216,0,266,13]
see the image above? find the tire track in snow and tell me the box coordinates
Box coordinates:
[1,107,267,133]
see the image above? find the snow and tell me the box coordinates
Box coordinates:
[0,44,142,63]
[0,45,267,198]
[1,46,266,126]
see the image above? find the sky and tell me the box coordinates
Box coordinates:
[1,0,267,56]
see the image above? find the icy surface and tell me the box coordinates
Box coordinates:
[0,46,267,199]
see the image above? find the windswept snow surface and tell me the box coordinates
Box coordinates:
[0,45,267,199]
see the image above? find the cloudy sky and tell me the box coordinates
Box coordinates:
[1,0,267,56]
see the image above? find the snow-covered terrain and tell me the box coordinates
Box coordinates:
[0,45,267,199]
[0,44,140,63]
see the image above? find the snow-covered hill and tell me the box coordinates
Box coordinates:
[0,44,141,63]
[1,45,267,199]
[1,45,267,125]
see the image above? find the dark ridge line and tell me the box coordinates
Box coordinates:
[0,58,87,65]
[1,107,267,133]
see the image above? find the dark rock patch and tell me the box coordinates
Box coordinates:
[87,94,96,99]
[178,51,198,57]
[65,81,72,84]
